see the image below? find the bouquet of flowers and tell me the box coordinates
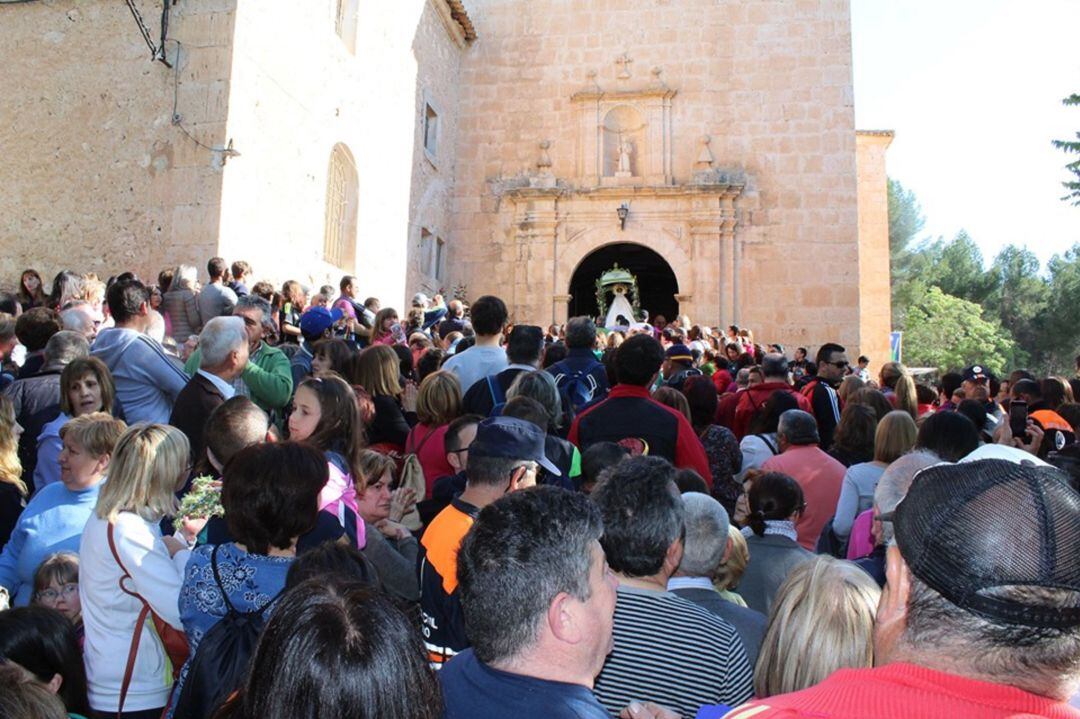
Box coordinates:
[173,475,223,532]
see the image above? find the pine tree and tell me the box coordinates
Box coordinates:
[1052,93,1080,206]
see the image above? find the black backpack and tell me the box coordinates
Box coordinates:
[171,545,283,719]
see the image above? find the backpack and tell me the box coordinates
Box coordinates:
[171,545,283,719]
[398,428,436,531]
[487,375,508,416]
[552,366,600,412]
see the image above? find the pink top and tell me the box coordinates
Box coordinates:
[762,445,846,550]
[318,460,365,548]
[846,508,876,559]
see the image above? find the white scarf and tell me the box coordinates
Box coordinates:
[741,519,799,543]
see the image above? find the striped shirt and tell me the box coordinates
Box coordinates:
[593,585,754,718]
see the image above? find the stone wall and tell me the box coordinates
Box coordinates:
[855,131,894,371]
[450,0,866,353]
[406,0,467,301]
[0,0,235,285]
[216,0,456,305]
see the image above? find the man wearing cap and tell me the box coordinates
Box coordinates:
[661,343,702,393]
[289,305,343,389]
[570,334,712,486]
[725,459,1080,718]
[962,364,1004,423]
[412,292,447,331]
[462,324,546,416]
[731,353,812,440]
[419,416,561,669]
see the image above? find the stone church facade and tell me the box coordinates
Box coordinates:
[0,0,891,362]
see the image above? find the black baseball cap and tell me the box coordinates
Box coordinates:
[962,365,989,383]
[468,416,561,476]
[892,459,1080,629]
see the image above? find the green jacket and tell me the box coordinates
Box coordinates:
[183,341,293,413]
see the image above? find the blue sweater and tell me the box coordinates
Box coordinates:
[0,480,101,605]
[92,327,189,425]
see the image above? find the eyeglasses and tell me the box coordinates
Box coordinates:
[828,361,849,369]
[37,583,79,602]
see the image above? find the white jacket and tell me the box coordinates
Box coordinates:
[80,512,190,713]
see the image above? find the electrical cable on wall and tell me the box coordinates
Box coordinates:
[168,38,241,163]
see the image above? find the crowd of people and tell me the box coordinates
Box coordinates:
[1,260,1080,719]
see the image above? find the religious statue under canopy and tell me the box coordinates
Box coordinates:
[595,265,641,330]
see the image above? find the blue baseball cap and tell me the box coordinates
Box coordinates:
[299,306,344,337]
[469,416,561,476]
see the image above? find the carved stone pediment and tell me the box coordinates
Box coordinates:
[571,82,676,188]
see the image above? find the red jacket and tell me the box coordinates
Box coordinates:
[732,382,813,440]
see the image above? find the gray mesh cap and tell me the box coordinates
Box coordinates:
[893,459,1080,629]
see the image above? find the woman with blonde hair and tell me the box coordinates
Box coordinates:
[837,374,866,405]
[714,524,751,607]
[1,413,125,608]
[162,264,202,342]
[0,395,27,549]
[753,555,880,698]
[832,410,917,541]
[79,424,192,717]
[404,370,462,493]
[879,361,918,421]
[350,344,417,449]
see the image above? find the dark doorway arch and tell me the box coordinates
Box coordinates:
[568,242,679,324]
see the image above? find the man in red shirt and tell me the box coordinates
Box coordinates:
[731,354,812,440]
[760,410,845,550]
[725,460,1080,719]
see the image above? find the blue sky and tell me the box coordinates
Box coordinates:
[851,0,1080,267]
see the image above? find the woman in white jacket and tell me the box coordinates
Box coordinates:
[79,424,191,718]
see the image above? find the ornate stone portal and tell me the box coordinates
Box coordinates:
[496,69,744,327]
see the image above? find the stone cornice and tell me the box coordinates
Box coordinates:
[501,181,743,202]
[571,87,678,103]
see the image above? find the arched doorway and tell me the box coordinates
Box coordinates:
[567,242,679,324]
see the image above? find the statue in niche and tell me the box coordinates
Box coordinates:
[595,265,641,330]
[616,133,633,176]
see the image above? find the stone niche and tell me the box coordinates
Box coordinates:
[572,85,676,187]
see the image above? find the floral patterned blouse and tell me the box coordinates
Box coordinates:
[167,542,292,717]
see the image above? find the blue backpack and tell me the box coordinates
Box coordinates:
[552,366,600,412]
[486,375,508,416]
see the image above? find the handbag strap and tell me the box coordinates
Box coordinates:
[211,543,285,618]
[409,425,437,456]
[107,521,151,718]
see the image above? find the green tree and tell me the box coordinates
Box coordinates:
[934,230,999,305]
[985,245,1049,367]
[901,285,1015,375]
[1051,93,1080,206]
[1037,244,1080,370]
[887,178,931,328]
[887,178,926,267]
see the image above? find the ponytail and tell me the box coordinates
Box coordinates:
[894,374,918,421]
[748,509,767,537]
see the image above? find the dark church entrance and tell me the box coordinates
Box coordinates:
[567,242,679,324]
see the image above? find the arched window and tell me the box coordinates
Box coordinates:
[334,0,359,54]
[323,144,358,270]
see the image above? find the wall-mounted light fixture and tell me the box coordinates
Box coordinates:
[617,203,629,230]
